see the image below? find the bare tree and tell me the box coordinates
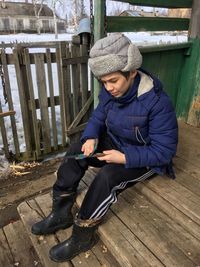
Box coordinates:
[1,0,6,9]
[49,0,66,39]
[72,0,87,28]
[32,0,45,34]
[80,0,86,18]
[72,0,78,28]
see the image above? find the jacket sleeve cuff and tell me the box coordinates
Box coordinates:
[122,146,139,168]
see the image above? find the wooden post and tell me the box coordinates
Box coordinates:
[187,0,200,126]
[13,46,33,159]
[93,0,106,108]
[1,48,20,158]
[56,43,67,147]
[189,0,200,38]
[93,0,106,43]
[176,0,200,126]
[0,99,9,158]
[34,53,51,154]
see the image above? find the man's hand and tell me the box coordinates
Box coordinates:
[81,139,98,157]
[97,149,126,164]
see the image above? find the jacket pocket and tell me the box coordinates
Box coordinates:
[135,126,147,145]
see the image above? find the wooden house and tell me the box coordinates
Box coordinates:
[0,1,66,34]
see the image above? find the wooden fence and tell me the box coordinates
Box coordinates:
[0,41,93,161]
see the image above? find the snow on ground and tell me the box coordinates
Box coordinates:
[0,31,188,46]
[0,33,73,44]
[125,31,188,45]
[0,32,188,154]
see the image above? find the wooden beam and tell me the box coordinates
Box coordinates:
[94,0,106,42]
[189,0,200,38]
[140,42,192,54]
[110,0,193,8]
[0,110,15,118]
[67,95,93,132]
[93,0,106,108]
[107,16,190,32]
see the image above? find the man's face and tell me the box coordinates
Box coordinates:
[100,71,137,98]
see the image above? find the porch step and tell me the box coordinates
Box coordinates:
[135,166,200,241]
[76,168,200,267]
[17,192,121,267]
[15,164,200,267]
[0,220,42,267]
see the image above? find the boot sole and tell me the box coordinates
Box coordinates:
[31,221,73,235]
[49,235,99,262]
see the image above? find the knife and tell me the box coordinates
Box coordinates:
[65,152,105,160]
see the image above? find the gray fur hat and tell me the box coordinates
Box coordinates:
[88,33,142,77]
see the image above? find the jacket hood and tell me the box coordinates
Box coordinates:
[138,68,163,98]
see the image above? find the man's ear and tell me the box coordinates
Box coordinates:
[129,70,137,79]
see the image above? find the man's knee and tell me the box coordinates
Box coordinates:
[94,165,117,188]
[65,142,82,155]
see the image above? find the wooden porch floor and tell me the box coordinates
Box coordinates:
[1,120,200,267]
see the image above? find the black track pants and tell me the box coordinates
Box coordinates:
[53,135,155,220]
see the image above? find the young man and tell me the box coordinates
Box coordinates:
[31,33,178,262]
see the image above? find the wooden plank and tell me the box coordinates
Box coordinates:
[177,120,200,162]
[17,200,67,267]
[0,99,10,158]
[135,181,200,241]
[107,16,190,32]
[189,0,200,38]
[0,228,13,267]
[2,53,57,65]
[1,48,20,158]
[0,41,57,49]
[13,47,32,158]
[64,44,72,128]
[119,188,200,265]
[177,140,200,167]
[46,48,58,151]
[76,187,163,267]
[34,53,51,154]
[56,44,67,147]
[111,0,193,8]
[80,44,89,107]
[34,95,60,109]
[140,42,192,54]
[71,44,80,119]
[62,56,88,65]
[0,110,15,118]
[143,176,200,225]
[24,48,41,158]
[3,220,42,267]
[174,166,200,196]
[102,214,160,267]
[68,95,93,131]
[66,123,87,136]
[174,156,200,179]
[157,50,183,105]
[91,239,121,267]
[81,169,200,265]
[93,0,106,42]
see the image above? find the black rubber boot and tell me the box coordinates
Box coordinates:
[31,191,76,235]
[49,222,99,262]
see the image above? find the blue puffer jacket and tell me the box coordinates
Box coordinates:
[81,69,178,178]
